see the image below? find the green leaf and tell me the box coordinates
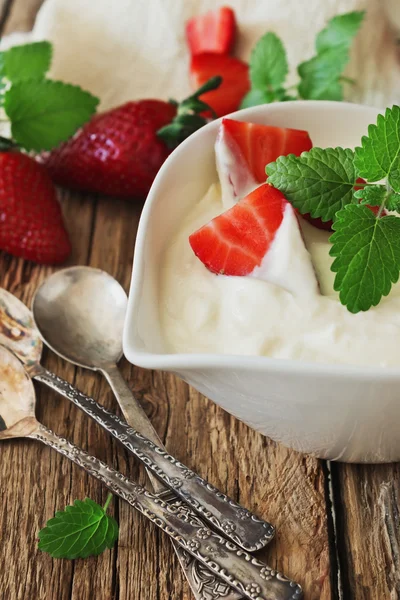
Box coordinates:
[316,11,365,53]
[240,88,276,109]
[386,191,400,211]
[266,147,357,222]
[353,185,387,206]
[2,41,52,83]
[4,79,99,151]
[249,32,288,91]
[354,106,400,192]
[297,46,348,100]
[330,205,400,312]
[38,496,118,559]
[158,114,206,148]
[298,11,364,101]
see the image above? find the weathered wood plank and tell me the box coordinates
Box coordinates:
[334,462,400,599]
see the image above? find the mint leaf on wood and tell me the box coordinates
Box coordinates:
[316,11,365,53]
[354,106,400,192]
[5,79,99,151]
[266,147,357,222]
[249,32,288,91]
[330,205,400,313]
[1,41,52,83]
[38,495,118,559]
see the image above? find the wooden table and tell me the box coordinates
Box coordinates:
[0,1,399,599]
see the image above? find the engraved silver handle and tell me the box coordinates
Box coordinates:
[35,366,244,600]
[102,364,244,600]
[29,423,302,600]
[35,366,274,552]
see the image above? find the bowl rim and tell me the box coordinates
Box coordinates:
[123,100,400,381]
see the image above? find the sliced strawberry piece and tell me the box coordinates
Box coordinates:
[190,183,319,295]
[190,54,250,118]
[216,118,312,208]
[190,184,285,275]
[186,7,236,56]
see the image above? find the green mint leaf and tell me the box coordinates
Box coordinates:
[386,191,400,212]
[240,88,276,109]
[353,185,387,206]
[249,32,288,91]
[298,11,364,101]
[2,41,52,83]
[266,147,356,222]
[38,495,118,559]
[316,11,365,53]
[330,205,400,312]
[297,46,348,100]
[4,79,99,151]
[354,106,400,192]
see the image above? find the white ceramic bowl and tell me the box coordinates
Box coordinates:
[123,100,400,464]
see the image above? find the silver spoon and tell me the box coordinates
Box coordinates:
[0,345,301,600]
[31,267,273,547]
[0,286,270,600]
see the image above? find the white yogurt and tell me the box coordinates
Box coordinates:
[160,183,400,367]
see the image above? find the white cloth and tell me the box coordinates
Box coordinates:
[3,0,400,110]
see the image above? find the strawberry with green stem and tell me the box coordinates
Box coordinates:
[41,77,222,199]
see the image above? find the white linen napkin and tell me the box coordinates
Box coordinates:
[4,0,400,110]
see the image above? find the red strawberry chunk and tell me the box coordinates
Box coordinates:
[0,152,71,264]
[189,184,287,276]
[190,54,250,118]
[222,118,312,182]
[216,118,312,207]
[186,7,237,56]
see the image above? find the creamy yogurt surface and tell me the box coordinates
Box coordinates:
[160,183,400,367]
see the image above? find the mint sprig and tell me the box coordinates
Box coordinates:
[266,147,357,222]
[297,11,365,101]
[330,207,400,313]
[5,80,99,151]
[0,41,99,152]
[241,10,364,108]
[266,106,400,313]
[0,41,52,83]
[38,494,118,559]
[355,106,400,191]
[241,33,288,107]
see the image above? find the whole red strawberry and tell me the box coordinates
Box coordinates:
[0,152,71,264]
[41,78,222,200]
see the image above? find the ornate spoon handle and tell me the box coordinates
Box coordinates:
[35,366,274,552]
[29,423,302,600]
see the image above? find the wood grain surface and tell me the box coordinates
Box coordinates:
[0,1,398,599]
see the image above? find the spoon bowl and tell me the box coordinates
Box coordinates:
[32,266,127,370]
[0,345,38,439]
[0,290,42,369]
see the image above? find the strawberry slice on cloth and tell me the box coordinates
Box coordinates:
[215,118,313,208]
[189,183,318,296]
[186,7,237,56]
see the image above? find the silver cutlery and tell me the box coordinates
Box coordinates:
[0,344,302,600]
[0,285,270,600]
